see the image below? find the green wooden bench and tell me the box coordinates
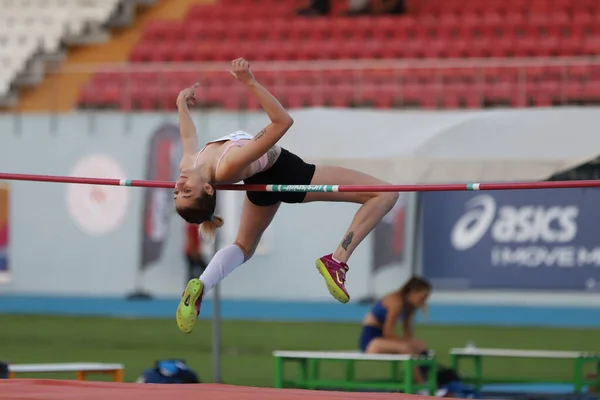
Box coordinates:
[273,350,438,394]
[450,347,600,392]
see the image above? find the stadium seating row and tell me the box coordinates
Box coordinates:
[0,0,122,104]
[414,0,600,15]
[86,65,600,86]
[128,38,600,62]
[1,0,118,37]
[185,0,600,19]
[77,78,600,110]
[140,16,600,43]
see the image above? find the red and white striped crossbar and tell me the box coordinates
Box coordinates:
[1,172,600,192]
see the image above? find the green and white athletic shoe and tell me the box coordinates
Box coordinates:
[176,278,204,334]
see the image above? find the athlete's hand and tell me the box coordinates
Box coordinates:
[176,82,199,107]
[228,58,256,86]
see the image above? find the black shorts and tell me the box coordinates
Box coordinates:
[243,148,316,206]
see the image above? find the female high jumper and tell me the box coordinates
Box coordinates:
[174,58,398,334]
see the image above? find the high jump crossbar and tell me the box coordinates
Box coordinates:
[1,172,600,192]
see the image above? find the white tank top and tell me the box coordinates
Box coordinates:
[193,130,273,176]
[206,130,253,144]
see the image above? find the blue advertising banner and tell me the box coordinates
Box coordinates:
[421,188,600,290]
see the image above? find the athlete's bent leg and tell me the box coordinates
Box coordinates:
[176,198,280,333]
[305,165,398,304]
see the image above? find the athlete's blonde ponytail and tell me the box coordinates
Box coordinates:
[198,214,224,240]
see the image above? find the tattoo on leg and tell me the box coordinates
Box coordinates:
[254,128,267,140]
[341,231,354,251]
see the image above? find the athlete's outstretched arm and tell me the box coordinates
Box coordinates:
[176,83,200,158]
[221,58,293,173]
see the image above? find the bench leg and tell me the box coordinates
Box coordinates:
[427,360,438,396]
[450,354,458,370]
[273,357,284,388]
[298,359,308,387]
[112,369,124,382]
[345,360,355,382]
[403,359,414,394]
[473,356,483,391]
[307,359,318,390]
[574,358,583,393]
[595,363,600,392]
[390,361,398,381]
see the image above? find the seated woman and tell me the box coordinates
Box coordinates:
[358,277,431,382]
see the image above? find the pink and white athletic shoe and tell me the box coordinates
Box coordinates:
[315,254,350,304]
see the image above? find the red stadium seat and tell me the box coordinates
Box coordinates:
[79,0,600,110]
